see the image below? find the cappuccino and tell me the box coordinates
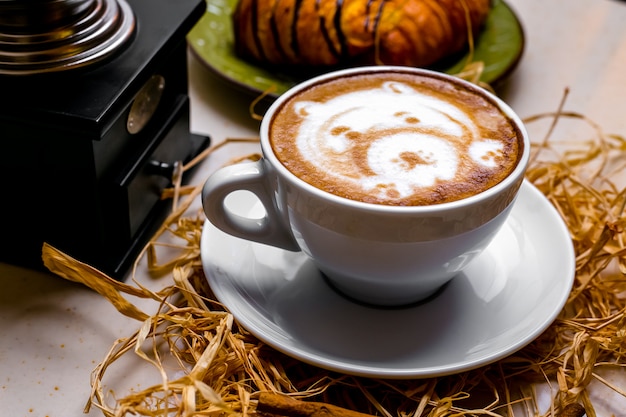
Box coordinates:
[269,70,523,205]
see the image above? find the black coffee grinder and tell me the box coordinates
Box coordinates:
[0,0,210,279]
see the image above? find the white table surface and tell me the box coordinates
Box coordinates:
[2,0,626,415]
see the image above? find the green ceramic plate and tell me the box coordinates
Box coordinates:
[188,0,524,98]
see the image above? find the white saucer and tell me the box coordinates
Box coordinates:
[200,181,575,379]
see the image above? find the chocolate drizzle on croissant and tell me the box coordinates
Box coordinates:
[233,0,491,68]
[323,0,344,60]
[289,0,303,57]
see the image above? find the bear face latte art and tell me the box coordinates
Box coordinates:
[269,71,523,206]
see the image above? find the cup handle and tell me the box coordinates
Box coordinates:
[201,160,300,251]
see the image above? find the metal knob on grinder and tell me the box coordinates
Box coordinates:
[0,0,135,74]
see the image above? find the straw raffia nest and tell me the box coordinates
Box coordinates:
[42,89,626,417]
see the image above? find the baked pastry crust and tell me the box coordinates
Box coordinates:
[232,0,491,68]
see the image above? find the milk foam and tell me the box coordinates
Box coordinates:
[291,81,504,200]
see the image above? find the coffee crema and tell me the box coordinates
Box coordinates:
[269,71,522,206]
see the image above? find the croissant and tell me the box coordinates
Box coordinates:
[232,0,491,68]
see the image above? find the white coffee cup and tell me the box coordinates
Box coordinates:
[202,66,530,306]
